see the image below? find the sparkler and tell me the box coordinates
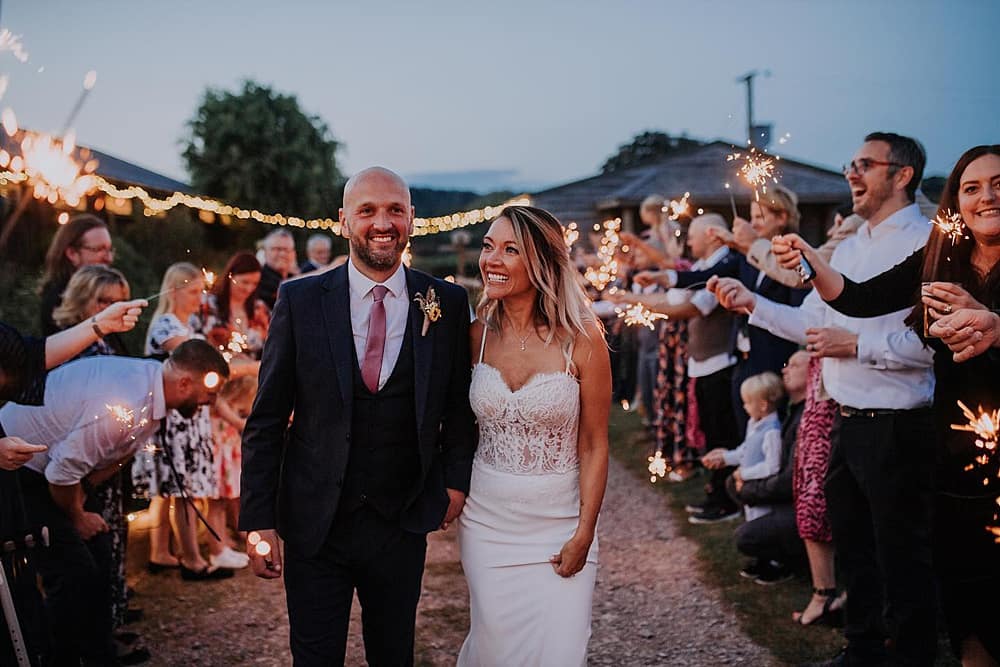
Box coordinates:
[615,303,669,330]
[563,221,579,248]
[583,218,621,291]
[0,28,29,63]
[219,330,249,363]
[648,450,668,483]
[951,401,999,454]
[60,70,97,136]
[661,193,691,221]
[724,183,738,220]
[201,268,217,291]
[930,210,967,246]
[727,146,780,202]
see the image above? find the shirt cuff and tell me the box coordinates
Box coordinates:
[664,270,678,288]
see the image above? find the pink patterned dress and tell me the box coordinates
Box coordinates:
[793,357,837,542]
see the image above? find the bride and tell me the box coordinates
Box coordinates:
[458,205,611,666]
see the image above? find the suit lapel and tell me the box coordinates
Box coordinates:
[405,267,433,436]
[321,266,354,412]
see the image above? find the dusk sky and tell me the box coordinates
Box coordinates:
[3,0,997,194]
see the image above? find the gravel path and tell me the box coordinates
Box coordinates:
[127,455,773,665]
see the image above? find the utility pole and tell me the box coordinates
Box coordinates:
[737,70,771,148]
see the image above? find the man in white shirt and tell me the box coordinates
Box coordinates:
[0,340,228,666]
[712,133,938,666]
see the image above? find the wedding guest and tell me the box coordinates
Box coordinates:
[777,144,1000,665]
[198,252,269,365]
[0,340,228,666]
[52,264,137,646]
[255,229,298,310]
[300,233,333,273]
[728,352,808,586]
[702,372,785,525]
[0,303,144,666]
[52,264,131,356]
[206,374,257,569]
[713,132,936,666]
[38,214,114,335]
[607,214,739,501]
[133,263,232,580]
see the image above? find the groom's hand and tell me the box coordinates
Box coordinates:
[440,488,466,531]
[247,529,283,579]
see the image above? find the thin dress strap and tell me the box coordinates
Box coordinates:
[565,340,575,374]
[478,325,488,364]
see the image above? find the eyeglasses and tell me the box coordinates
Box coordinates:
[77,243,115,255]
[842,158,903,176]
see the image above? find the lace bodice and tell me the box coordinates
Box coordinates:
[470,362,581,474]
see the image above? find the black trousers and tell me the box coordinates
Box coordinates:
[825,409,937,666]
[733,503,805,567]
[16,469,116,666]
[283,506,427,666]
[695,365,740,509]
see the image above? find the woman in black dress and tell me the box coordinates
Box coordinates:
[774,144,1000,666]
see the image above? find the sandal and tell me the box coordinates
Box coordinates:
[793,587,844,627]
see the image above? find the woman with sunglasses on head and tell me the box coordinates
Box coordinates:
[774,145,1000,666]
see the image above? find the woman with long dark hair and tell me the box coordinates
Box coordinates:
[774,145,1000,666]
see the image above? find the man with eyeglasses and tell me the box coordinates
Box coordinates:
[39,215,117,336]
[711,132,938,666]
[256,228,299,310]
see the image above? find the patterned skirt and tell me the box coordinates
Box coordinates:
[793,358,837,543]
[654,319,704,462]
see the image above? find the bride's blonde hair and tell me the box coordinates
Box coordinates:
[476,206,601,362]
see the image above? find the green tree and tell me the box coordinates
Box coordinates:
[181,80,344,219]
[601,131,703,174]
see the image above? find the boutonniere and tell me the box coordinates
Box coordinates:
[413,287,442,336]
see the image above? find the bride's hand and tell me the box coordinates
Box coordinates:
[550,534,591,578]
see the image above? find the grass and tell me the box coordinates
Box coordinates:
[607,406,959,666]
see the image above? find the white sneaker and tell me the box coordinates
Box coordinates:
[210,547,250,569]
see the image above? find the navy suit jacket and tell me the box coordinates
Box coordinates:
[673,252,809,375]
[239,264,477,558]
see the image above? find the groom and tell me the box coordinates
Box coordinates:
[240,167,477,665]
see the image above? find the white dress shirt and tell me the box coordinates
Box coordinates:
[0,356,167,485]
[748,203,934,410]
[686,246,737,378]
[348,259,409,391]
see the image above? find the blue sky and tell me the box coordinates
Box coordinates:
[3,0,997,193]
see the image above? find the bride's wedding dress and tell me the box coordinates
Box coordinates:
[457,333,597,666]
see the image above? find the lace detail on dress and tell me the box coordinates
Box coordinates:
[471,363,581,474]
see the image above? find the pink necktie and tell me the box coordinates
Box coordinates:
[361,285,389,393]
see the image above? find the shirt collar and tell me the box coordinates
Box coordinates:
[861,203,923,240]
[347,259,407,300]
[702,245,730,268]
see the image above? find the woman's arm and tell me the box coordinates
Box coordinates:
[552,321,610,578]
[45,299,147,368]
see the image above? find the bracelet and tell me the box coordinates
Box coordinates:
[90,316,106,339]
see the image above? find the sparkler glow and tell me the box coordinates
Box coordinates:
[661,193,691,221]
[201,268,216,291]
[0,29,29,63]
[648,450,668,483]
[615,303,669,330]
[951,401,999,454]
[727,146,780,202]
[930,210,967,246]
[583,218,621,291]
[563,221,579,248]
[203,372,222,389]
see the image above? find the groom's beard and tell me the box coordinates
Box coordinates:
[351,234,407,272]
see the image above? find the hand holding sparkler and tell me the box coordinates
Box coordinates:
[707,276,756,315]
[93,298,148,334]
[247,529,282,579]
[929,309,1000,363]
[921,283,988,318]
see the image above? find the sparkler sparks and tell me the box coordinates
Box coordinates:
[648,450,668,483]
[727,146,780,202]
[583,218,621,291]
[563,221,579,248]
[661,193,691,221]
[951,401,999,454]
[0,29,29,63]
[616,303,669,330]
[201,268,216,291]
[930,210,967,246]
